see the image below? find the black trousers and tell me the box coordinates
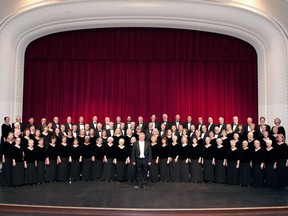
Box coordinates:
[136,157,149,187]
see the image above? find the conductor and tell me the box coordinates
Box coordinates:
[132,132,152,190]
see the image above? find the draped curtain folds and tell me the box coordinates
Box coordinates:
[23,28,258,124]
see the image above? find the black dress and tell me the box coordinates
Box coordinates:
[226,148,239,185]
[57,144,70,182]
[91,144,104,180]
[34,145,46,183]
[179,144,190,182]
[45,144,58,182]
[70,145,82,181]
[77,136,85,146]
[11,145,24,186]
[251,148,265,187]
[66,136,74,147]
[159,144,170,182]
[102,144,116,181]
[40,132,51,147]
[115,145,129,181]
[275,143,288,188]
[214,146,226,183]
[239,148,252,186]
[202,145,215,182]
[82,143,92,181]
[0,141,14,186]
[149,143,160,182]
[169,143,180,182]
[113,136,123,146]
[126,143,136,182]
[24,148,37,184]
[1,123,12,145]
[190,143,203,182]
[264,148,278,188]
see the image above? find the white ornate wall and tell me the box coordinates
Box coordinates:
[0,0,287,127]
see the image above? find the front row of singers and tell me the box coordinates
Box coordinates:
[1,132,288,189]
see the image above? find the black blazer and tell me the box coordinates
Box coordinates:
[160,121,172,130]
[183,122,195,131]
[89,122,98,130]
[218,124,227,132]
[65,123,73,132]
[131,140,152,162]
[136,122,147,131]
[207,123,216,132]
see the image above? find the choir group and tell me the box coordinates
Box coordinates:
[1,114,288,189]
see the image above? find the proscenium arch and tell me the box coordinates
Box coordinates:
[0,0,287,127]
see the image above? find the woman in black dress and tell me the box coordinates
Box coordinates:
[1,132,14,186]
[208,131,216,147]
[251,140,265,187]
[1,117,12,145]
[179,136,190,182]
[101,130,108,146]
[24,139,37,185]
[233,133,241,150]
[260,131,271,148]
[214,138,227,184]
[35,137,46,183]
[91,137,104,181]
[247,132,255,150]
[169,135,180,182]
[114,138,129,182]
[57,136,70,182]
[102,137,116,181]
[41,125,51,147]
[239,140,252,186]
[126,137,137,182]
[11,137,24,186]
[190,137,203,183]
[69,138,82,181]
[54,127,62,146]
[66,129,74,147]
[159,137,170,182]
[226,140,240,185]
[166,129,173,145]
[45,135,58,183]
[272,118,286,137]
[275,134,288,189]
[220,130,230,150]
[113,129,123,146]
[21,128,30,150]
[77,129,86,146]
[33,129,41,146]
[201,137,215,183]
[149,136,160,182]
[82,136,92,181]
[89,128,97,146]
[264,140,278,188]
[237,124,246,143]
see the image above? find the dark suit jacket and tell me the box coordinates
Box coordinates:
[52,123,60,130]
[136,122,147,131]
[149,121,160,130]
[172,121,182,128]
[89,122,98,130]
[207,123,216,132]
[218,124,227,132]
[160,121,172,130]
[183,122,195,131]
[144,129,154,141]
[255,124,271,133]
[131,140,152,162]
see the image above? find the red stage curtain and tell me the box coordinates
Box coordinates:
[23,28,258,124]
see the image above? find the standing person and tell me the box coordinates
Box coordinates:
[201,137,215,183]
[226,140,240,185]
[41,125,51,147]
[35,138,46,184]
[81,136,92,181]
[126,137,137,182]
[45,135,58,183]
[190,137,203,183]
[24,139,37,185]
[158,137,170,182]
[149,136,160,182]
[1,117,12,145]
[179,136,190,182]
[239,140,252,186]
[91,137,104,181]
[114,138,130,182]
[272,118,286,137]
[264,140,278,188]
[69,138,82,181]
[1,132,14,186]
[251,140,265,187]
[11,137,24,186]
[102,137,116,181]
[131,132,152,190]
[275,134,288,189]
[169,135,180,182]
[57,136,70,182]
[214,138,227,184]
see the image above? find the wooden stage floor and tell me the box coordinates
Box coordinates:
[0,181,287,216]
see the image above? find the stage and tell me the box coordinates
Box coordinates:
[0,180,287,216]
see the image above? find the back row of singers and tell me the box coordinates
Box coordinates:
[1,131,287,189]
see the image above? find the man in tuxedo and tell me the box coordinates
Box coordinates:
[25,117,35,129]
[114,116,122,130]
[161,113,172,130]
[132,133,152,190]
[183,116,194,131]
[244,117,253,133]
[173,114,182,129]
[136,116,146,132]
[145,123,154,142]
[200,124,209,140]
[232,116,239,132]
[197,117,204,132]
[52,116,60,130]
[256,116,271,133]
[12,116,25,132]
[218,117,226,132]
[125,116,132,129]
[107,122,115,137]
[72,124,78,138]
[89,116,98,130]
[77,116,85,131]
[65,116,73,132]
[150,114,160,130]
[95,123,103,138]
[207,117,216,132]
[103,117,110,130]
